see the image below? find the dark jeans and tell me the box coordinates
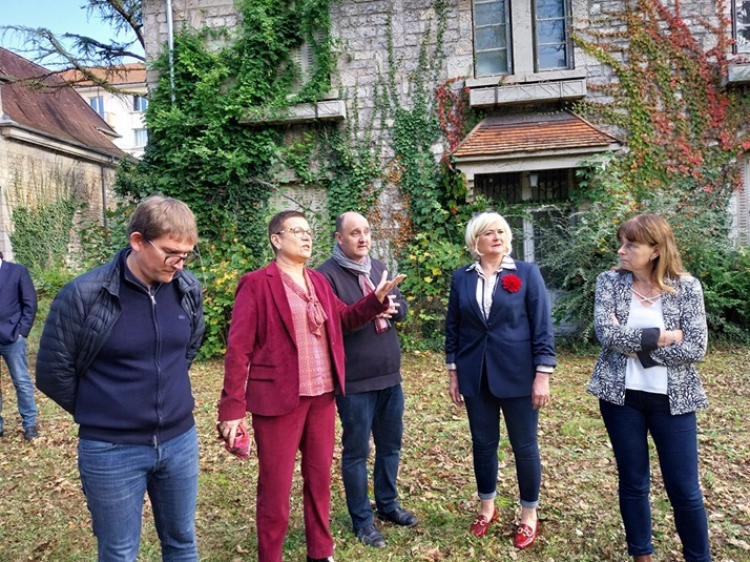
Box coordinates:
[600,390,711,561]
[463,377,541,508]
[336,384,404,531]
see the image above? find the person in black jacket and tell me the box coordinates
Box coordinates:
[317,212,417,549]
[36,195,205,562]
[0,250,38,440]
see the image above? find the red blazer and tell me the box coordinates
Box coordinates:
[219,260,387,419]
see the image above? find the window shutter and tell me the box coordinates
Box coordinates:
[738,160,750,245]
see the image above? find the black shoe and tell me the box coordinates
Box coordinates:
[0,429,4,438]
[23,426,38,441]
[376,506,418,527]
[306,557,334,562]
[356,524,386,548]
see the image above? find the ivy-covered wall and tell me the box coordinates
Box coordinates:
[0,137,116,266]
[131,0,750,350]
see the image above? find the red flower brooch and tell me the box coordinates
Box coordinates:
[501,274,522,293]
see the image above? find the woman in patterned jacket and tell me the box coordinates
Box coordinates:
[589,214,710,562]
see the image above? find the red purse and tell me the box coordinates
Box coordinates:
[216,420,251,459]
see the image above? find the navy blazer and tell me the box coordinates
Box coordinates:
[0,260,38,345]
[445,259,556,399]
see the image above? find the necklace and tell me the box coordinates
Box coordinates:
[631,282,661,305]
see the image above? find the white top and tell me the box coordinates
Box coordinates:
[625,295,668,394]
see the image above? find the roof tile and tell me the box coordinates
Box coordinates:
[0,48,125,159]
[454,111,619,158]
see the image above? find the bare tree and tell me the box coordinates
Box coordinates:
[1,0,143,94]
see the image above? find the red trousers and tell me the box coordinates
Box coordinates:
[252,392,336,562]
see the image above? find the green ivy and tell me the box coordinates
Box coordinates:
[10,199,75,273]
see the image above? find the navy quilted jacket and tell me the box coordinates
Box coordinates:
[36,248,204,415]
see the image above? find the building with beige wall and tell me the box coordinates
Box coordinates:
[0,47,126,262]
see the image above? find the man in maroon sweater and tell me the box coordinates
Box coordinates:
[317,212,417,549]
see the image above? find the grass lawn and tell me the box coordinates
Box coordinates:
[1,348,748,561]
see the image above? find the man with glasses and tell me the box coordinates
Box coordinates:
[37,195,205,562]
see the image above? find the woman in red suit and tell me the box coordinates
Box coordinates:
[218,210,404,562]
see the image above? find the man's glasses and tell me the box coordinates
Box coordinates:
[148,240,198,267]
[274,227,315,240]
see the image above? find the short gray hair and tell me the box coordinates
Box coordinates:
[465,211,513,258]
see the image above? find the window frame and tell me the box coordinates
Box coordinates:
[473,169,574,271]
[134,128,148,147]
[533,0,573,72]
[89,96,104,118]
[133,95,149,112]
[733,0,750,53]
[472,0,513,78]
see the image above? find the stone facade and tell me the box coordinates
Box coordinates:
[0,137,117,261]
[141,0,750,246]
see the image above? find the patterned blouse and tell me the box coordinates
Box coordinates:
[588,270,709,415]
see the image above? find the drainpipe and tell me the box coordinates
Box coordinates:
[167,0,175,104]
[100,164,109,229]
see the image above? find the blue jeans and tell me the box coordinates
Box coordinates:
[600,391,711,561]
[336,384,405,530]
[0,335,38,432]
[78,426,199,562]
[463,377,541,507]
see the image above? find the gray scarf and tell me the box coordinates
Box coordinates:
[332,243,390,333]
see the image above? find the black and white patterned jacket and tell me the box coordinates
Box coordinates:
[588,270,708,415]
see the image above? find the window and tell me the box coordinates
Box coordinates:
[89,96,104,117]
[289,33,327,94]
[535,0,571,70]
[734,0,750,53]
[134,128,148,147]
[133,96,149,112]
[473,0,511,76]
[472,0,571,77]
[474,169,574,278]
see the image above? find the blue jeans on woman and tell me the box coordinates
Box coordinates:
[600,390,711,562]
[336,384,405,531]
[463,375,541,507]
[0,335,38,433]
[78,426,199,562]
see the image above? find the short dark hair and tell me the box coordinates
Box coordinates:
[268,210,306,254]
[127,195,198,244]
[0,250,4,260]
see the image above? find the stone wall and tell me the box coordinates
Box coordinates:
[142,0,732,137]
[140,0,735,250]
[0,137,117,261]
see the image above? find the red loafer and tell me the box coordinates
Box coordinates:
[470,508,499,538]
[514,520,538,549]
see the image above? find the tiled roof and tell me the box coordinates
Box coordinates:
[453,111,619,159]
[58,62,146,87]
[0,48,125,158]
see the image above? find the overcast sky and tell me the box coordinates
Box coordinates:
[1,0,144,66]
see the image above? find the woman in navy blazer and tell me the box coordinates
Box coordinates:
[218,210,404,562]
[445,211,556,549]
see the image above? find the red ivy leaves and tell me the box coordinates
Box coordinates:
[435,77,470,152]
[502,274,522,293]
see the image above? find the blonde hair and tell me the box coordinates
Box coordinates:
[127,195,198,245]
[617,214,687,294]
[465,212,513,258]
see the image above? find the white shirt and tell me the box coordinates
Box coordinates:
[625,295,668,394]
